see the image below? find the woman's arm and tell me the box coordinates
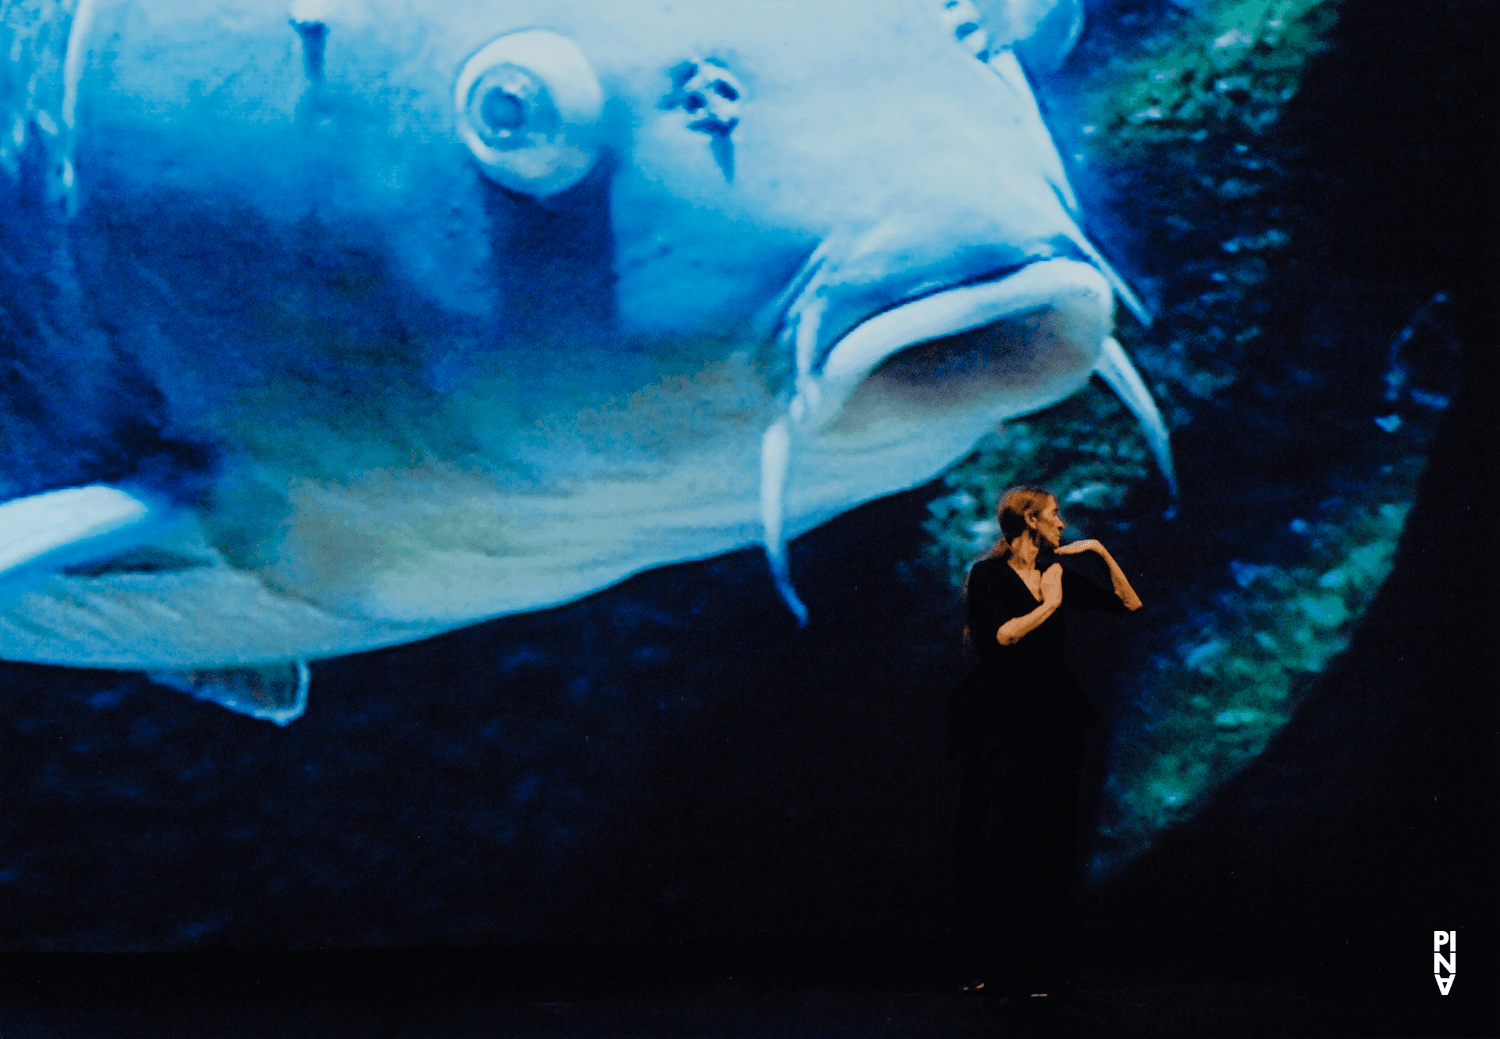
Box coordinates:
[1055,539,1142,610]
[996,564,1062,645]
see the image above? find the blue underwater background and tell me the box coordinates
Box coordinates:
[0,0,1494,951]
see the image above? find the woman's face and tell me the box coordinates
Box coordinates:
[1030,498,1065,548]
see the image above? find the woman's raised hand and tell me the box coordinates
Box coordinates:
[1056,539,1142,611]
[1040,563,1063,607]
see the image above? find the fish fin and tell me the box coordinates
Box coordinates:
[760,418,808,626]
[1094,336,1178,509]
[149,660,310,726]
[0,484,174,601]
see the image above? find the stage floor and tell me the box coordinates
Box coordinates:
[3,933,1493,1038]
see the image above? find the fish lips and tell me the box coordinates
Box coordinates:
[783,249,1114,439]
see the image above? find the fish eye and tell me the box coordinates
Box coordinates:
[468,65,554,147]
[481,90,524,131]
[454,30,604,196]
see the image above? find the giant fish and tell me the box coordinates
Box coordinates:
[0,0,1173,721]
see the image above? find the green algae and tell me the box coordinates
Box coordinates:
[1091,474,1417,875]
[1081,0,1340,159]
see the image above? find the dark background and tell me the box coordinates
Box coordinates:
[1079,0,1497,942]
[0,0,1493,1001]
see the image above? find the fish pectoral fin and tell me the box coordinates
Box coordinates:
[149,661,310,726]
[1094,336,1178,508]
[0,485,175,602]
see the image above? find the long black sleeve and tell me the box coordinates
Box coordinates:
[1059,564,1131,613]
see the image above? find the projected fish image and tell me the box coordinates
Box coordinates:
[0,0,1171,719]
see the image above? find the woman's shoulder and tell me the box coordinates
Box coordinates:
[967,555,1004,583]
[971,554,1009,575]
[968,554,1020,591]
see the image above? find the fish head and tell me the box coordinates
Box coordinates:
[0,0,1138,669]
[68,0,1102,352]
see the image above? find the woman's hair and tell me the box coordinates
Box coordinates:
[960,486,1055,649]
[981,485,1056,564]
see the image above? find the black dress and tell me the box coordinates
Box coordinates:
[953,552,1129,991]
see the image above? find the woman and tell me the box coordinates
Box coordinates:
[953,486,1140,998]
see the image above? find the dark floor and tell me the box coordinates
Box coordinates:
[3,933,1493,1039]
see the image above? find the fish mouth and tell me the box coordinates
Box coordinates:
[777,255,1115,442]
[759,256,1114,622]
[809,262,1111,443]
[824,317,1087,442]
